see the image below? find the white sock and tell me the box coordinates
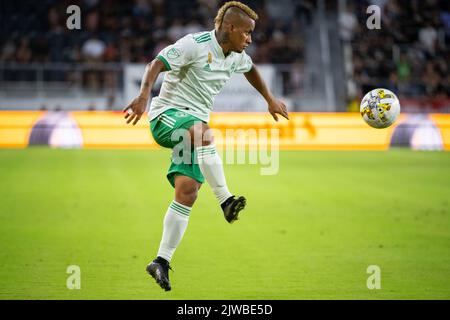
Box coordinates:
[157,200,191,262]
[196,145,232,204]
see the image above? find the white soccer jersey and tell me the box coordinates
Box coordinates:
[148,30,253,123]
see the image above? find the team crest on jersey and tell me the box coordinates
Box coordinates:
[207,52,212,64]
[231,62,236,72]
[167,48,181,60]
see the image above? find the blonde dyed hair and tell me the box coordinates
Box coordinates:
[214,1,258,31]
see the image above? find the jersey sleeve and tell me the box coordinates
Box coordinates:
[156,35,196,72]
[234,51,253,73]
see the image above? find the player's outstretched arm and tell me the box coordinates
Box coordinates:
[123,58,167,125]
[244,64,289,122]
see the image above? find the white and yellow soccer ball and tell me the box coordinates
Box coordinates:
[360,88,401,128]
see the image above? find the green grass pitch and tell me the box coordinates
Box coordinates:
[0,148,449,299]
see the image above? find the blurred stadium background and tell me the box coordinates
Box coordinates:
[0,0,449,150]
[1,0,450,109]
[0,0,449,300]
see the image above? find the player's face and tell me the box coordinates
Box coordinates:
[230,18,255,53]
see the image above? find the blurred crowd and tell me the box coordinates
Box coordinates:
[0,0,315,94]
[341,0,450,101]
[0,0,312,65]
[4,0,448,110]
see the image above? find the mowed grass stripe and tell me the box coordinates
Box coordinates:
[0,148,449,299]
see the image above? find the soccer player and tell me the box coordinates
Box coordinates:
[123,1,289,291]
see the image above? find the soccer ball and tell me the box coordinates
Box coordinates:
[360,88,401,129]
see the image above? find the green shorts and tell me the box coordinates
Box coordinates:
[150,108,205,188]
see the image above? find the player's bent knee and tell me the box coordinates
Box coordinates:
[175,187,198,207]
[189,123,214,147]
[174,176,200,207]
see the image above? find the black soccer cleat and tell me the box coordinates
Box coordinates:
[146,257,172,292]
[221,196,247,223]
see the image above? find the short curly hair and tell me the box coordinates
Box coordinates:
[214,1,258,31]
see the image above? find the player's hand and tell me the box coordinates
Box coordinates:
[123,96,148,125]
[268,97,289,122]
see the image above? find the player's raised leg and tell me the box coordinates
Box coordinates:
[189,122,246,223]
[147,175,200,291]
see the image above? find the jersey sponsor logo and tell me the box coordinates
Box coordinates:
[167,48,181,60]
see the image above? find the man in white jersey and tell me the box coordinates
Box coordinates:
[124,1,289,291]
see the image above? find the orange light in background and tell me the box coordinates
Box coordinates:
[0,111,447,150]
